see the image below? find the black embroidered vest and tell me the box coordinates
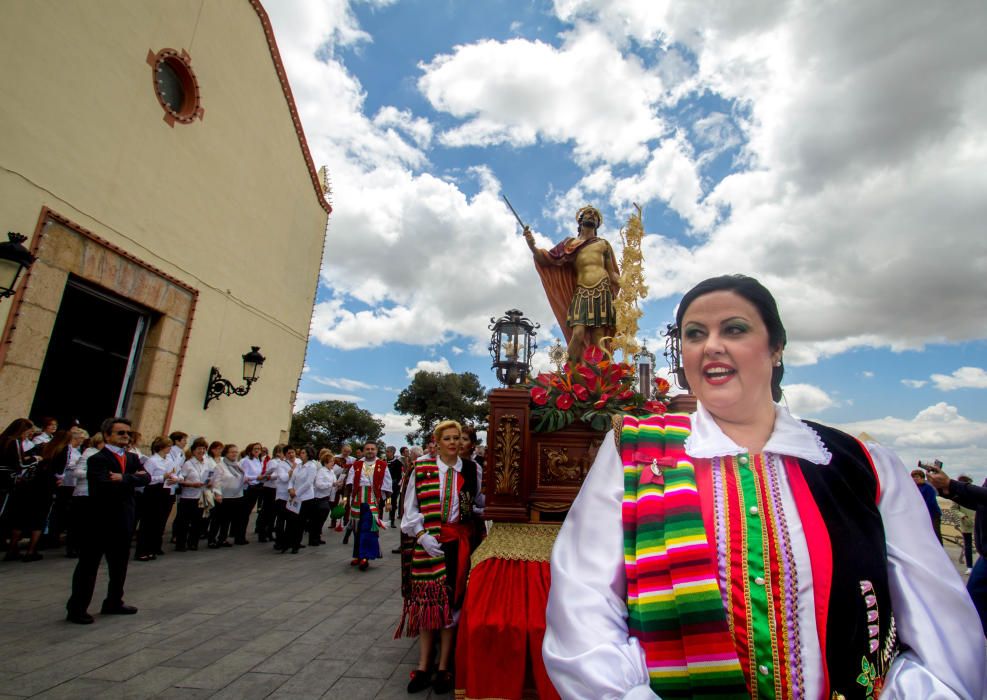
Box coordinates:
[799,422,899,700]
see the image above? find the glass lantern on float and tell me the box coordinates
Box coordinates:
[488,309,539,387]
[662,322,685,389]
[633,341,656,400]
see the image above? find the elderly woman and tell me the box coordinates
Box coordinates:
[398,421,484,695]
[544,275,986,700]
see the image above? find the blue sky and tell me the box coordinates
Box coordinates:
[265,0,987,479]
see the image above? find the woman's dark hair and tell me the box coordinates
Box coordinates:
[0,418,34,450]
[151,436,173,454]
[461,426,478,447]
[222,443,238,458]
[42,430,73,462]
[675,274,787,402]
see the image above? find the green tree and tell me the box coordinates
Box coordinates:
[289,400,384,452]
[394,371,489,444]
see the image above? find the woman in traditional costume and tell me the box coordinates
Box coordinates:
[544,274,986,700]
[398,420,484,695]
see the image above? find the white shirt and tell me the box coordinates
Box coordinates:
[270,458,293,501]
[543,404,987,700]
[168,445,186,464]
[262,459,278,488]
[61,446,82,487]
[241,457,263,485]
[289,460,319,502]
[211,459,245,499]
[144,453,172,486]
[314,465,335,499]
[401,455,484,537]
[72,447,100,497]
[179,458,206,499]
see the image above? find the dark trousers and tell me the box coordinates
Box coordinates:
[65,496,87,555]
[285,500,314,550]
[48,485,74,545]
[273,499,287,548]
[256,487,277,539]
[66,525,132,614]
[158,492,175,552]
[236,485,263,542]
[135,486,166,557]
[308,497,331,544]
[208,498,241,544]
[963,533,974,568]
[968,556,987,638]
[173,498,202,549]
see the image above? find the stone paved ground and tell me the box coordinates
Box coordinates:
[0,525,438,699]
[0,520,974,699]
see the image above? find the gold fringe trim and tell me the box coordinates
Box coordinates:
[470,523,562,568]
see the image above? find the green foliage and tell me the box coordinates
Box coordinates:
[289,400,384,452]
[394,371,489,444]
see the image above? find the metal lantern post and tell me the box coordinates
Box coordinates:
[662,323,685,389]
[488,309,539,387]
[204,346,267,409]
[633,341,656,400]
[0,232,36,301]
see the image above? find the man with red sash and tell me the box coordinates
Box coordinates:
[344,441,391,570]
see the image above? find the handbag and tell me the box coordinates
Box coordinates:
[198,489,215,512]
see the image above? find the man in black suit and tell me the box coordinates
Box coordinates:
[66,416,149,624]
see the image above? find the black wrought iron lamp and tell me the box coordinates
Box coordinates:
[0,232,36,301]
[633,340,656,400]
[488,309,538,387]
[203,346,266,409]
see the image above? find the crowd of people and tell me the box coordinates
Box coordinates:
[0,415,486,633]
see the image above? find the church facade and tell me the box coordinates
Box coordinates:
[0,0,330,446]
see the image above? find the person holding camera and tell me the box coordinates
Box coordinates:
[928,464,987,637]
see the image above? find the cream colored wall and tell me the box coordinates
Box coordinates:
[0,0,327,447]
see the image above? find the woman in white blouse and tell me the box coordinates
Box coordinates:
[308,450,336,547]
[285,445,318,554]
[270,445,295,551]
[135,436,178,561]
[208,444,245,549]
[174,438,208,552]
[543,275,987,700]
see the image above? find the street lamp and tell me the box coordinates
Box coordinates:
[488,309,538,387]
[0,232,36,301]
[662,323,685,390]
[633,341,656,400]
[204,346,266,409]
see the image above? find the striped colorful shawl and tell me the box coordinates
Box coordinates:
[394,459,452,637]
[621,413,748,699]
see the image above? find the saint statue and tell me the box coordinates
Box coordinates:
[524,206,621,365]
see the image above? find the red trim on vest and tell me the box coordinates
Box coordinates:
[694,458,716,558]
[784,455,832,696]
[853,438,881,504]
[350,459,388,508]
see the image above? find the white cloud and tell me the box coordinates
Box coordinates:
[837,403,987,481]
[902,379,928,389]
[311,376,377,391]
[418,26,667,166]
[405,357,454,380]
[781,383,835,417]
[450,346,464,355]
[861,371,874,379]
[930,367,987,391]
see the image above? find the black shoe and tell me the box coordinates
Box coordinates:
[21,552,43,562]
[101,604,138,615]
[432,670,453,694]
[308,541,320,547]
[258,537,268,543]
[154,550,166,556]
[220,541,233,548]
[66,611,95,625]
[187,545,198,551]
[407,670,432,694]
[391,547,402,554]
[135,553,156,561]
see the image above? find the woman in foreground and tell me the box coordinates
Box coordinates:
[544,274,986,700]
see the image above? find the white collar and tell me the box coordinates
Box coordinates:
[685,402,832,465]
[106,445,126,455]
[437,456,462,473]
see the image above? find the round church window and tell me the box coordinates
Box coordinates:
[148,48,203,126]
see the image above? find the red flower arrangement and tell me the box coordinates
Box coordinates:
[526,345,672,432]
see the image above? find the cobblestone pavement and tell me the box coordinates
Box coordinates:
[0,521,974,699]
[0,525,436,699]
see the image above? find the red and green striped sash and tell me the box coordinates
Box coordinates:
[394,459,452,637]
[621,413,748,699]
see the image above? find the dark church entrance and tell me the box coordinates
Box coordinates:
[31,278,150,435]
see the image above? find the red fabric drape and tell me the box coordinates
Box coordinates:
[455,558,560,700]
